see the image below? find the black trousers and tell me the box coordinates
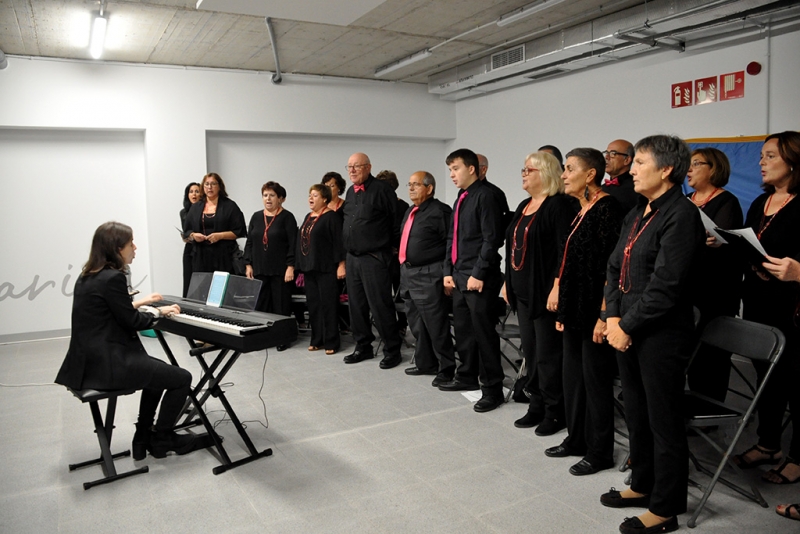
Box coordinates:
[523,306,564,421]
[753,329,799,456]
[182,245,193,298]
[562,326,616,464]
[346,252,401,357]
[138,356,192,432]
[400,263,455,374]
[254,274,292,316]
[617,327,690,517]
[305,270,340,351]
[452,282,503,396]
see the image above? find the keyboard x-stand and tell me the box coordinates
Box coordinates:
[153,298,297,475]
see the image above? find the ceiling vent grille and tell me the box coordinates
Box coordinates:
[491,45,525,71]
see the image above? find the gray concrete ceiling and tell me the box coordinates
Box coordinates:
[1,0,647,82]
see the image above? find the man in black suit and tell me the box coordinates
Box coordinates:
[440,149,506,413]
[341,152,402,369]
[398,171,455,386]
[601,139,639,213]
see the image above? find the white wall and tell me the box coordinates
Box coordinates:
[448,26,800,209]
[0,59,454,340]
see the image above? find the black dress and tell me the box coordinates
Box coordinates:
[556,196,624,462]
[686,190,744,402]
[296,211,345,350]
[243,209,297,315]
[183,197,246,274]
[742,192,800,458]
[505,194,579,421]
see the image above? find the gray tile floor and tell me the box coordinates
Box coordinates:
[0,330,797,533]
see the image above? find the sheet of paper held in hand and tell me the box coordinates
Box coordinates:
[724,228,768,256]
[697,209,728,245]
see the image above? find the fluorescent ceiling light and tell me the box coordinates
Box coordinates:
[497,0,569,27]
[90,15,107,59]
[374,49,432,77]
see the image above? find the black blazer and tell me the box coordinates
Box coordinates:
[54,268,159,391]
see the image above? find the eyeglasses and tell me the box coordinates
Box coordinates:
[204,182,219,188]
[602,150,629,158]
[521,167,539,176]
[690,161,711,168]
[407,182,426,189]
[345,164,369,172]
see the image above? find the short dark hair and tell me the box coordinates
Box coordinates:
[691,148,731,188]
[183,182,202,212]
[421,172,436,194]
[203,172,229,198]
[262,181,287,199]
[309,183,332,203]
[82,221,133,276]
[565,148,605,186]
[322,171,346,193]
[446,149,479,174]
[375,170,399,190]
[763,131,800,194]
[539,145,563,167]
[634,135,691,184]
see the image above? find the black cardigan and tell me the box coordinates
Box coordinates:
[296,210,345,273]
[182,196,246,272]
[504,193,579,316]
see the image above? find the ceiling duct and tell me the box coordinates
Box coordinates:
[491,45,525,71]
[428,0,800,101]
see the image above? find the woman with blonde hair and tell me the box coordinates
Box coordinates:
[502,151,579,434]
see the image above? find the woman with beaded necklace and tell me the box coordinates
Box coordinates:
[297,184,346,354]
[501,151,578,435]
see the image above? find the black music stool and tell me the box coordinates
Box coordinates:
[65,387,149,490]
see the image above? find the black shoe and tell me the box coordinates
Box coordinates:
[438,379,480,392]
[514,410,544,428]
[570,458,614,476]
[132,423,152,461]
[619,516,678,534]
[149,430,198,459]
[544,444,583,458]
[474,395,504,413]
[379,354,402,369]
[535,417,566,436]
[432,372,454,387]
[600,487,651,509]
[276,344,288,352]
[404,366,437,376]
[343,349,374,364]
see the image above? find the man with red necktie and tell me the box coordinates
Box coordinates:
[341,152,402,369]
[441,149,506,413]
[398,171,455,386]
[601,139,639,213]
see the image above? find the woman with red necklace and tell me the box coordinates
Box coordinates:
[601,135,704,534]
[501,151,578,434]
[733,131,800,486]
[322,171,346,213]
[685,148,743,403]
[243,182,297,329]
[547,147,624,476]
[297,184,346,354]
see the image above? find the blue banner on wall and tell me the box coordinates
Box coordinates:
[684,135,765,217]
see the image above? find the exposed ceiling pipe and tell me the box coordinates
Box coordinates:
[265,16,282,84]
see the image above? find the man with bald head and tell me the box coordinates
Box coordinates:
[398,171,455,384]
[477,153,511,228]
[601,139,639,213]
[341,152,403,369]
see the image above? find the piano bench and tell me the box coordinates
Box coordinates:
[65,387,149,490]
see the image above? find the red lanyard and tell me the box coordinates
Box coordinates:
[300,210,327,256]
[511,198,538,272]
[691,187,720,209]
[757,193,795,240]
[262,209,281,250]
[558,191,601,280]
[618,210,659,294]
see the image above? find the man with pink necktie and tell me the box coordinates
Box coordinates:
[398,171,455,386]
[440,149,506,413]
